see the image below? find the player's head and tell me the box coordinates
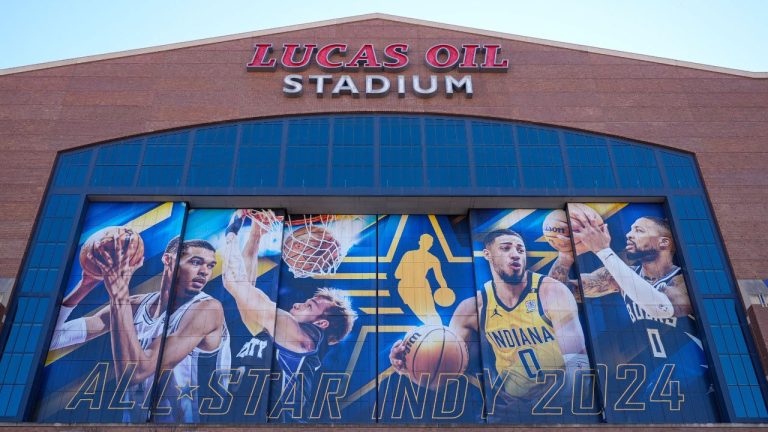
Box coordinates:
[418,233,433,249]
[289,287,357,345]
[164,237,217,296]
[625,217,675,262]
[482,229,527,284]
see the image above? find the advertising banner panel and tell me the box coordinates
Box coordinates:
[469,209,599,424]
[565,203,717,423]
[268,214,377,423]
[377,214,484,423]
[33,202,187,423]
[152,209,284,423]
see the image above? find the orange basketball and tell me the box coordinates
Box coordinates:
[282,225,341,276]
[402,325,468,390]
[542,209,572,252]
[79,226,144,278]
[567,204,605,255]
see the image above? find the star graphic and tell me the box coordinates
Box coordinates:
[176,381,199,400]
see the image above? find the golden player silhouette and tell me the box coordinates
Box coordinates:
[394,233,455,325]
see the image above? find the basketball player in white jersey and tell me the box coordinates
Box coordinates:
[50,236,230,422]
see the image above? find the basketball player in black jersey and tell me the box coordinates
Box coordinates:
[221,210,357,419]
[549,211,713,419]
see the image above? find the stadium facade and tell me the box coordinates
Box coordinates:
[0,14,767,428]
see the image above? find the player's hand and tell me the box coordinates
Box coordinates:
[95,236,139,300]
[246,209,284,236]
[571,214,611,253]
[389,339,408,375]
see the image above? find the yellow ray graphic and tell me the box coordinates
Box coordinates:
[577,203,629,221]
[427,215,472,263]
[491,209,537,232]
[124,202,173,233]
[527,251,559,272]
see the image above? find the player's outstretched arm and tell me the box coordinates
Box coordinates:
[572,214,673,318]
[222,227,277,336]
[49,303,111,350]
[96,239,149,380]
[50,257,118,350]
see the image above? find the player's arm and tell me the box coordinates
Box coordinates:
[111,298,222,383]
[572,214,673,318]
[49,302,112,350]
[222,228,278,336]
[660,274,692,317]
[149,300,224,379]
[389,295,478,376]
[540,278,589,374]
[49,268,108,350]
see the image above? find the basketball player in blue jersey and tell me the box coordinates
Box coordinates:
[222,210,357,418]
[566,213,705,369]
[390,229,589,414]
[50,236,230,423]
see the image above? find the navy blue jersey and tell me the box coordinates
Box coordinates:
[270,323,328,419]
[622,265,703,368]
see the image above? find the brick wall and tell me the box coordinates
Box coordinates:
[0,17,766,282]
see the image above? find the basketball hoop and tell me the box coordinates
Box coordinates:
[245,209,283,234]
[283,214,344,278]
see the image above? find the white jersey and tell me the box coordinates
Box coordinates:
[129,291,231,423]
[164,292,231,422]
[124,291,167,419]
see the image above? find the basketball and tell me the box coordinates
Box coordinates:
[402,325,468,389]
[567,203,605,255]
[79,226,144,278]
[283,225,341,277]
[542,209,571,252]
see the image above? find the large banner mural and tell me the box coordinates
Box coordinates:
[153,208,285,423]
[34,202,187,423]
[33,204,718,424]
[564,203,717,423]
[469,209,599,423]
[378,214,484,423]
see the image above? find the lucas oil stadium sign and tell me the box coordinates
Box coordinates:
[246,43,510,98]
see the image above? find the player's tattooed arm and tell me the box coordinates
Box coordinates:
[580,267,620,298]
[659,274,692,317]
[548,252,583,300]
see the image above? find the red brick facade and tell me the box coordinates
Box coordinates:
[0,15,767,282]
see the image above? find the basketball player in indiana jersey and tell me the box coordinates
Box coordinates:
[222,210,357,416]
[50,236,230,423]
[390,229,589,409]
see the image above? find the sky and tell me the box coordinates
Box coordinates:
[1,0,766,71]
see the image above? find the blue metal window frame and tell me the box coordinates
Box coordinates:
[0,113,765,423]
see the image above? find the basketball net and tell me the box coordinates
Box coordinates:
[245,209,283,234]
[283,214,344,278]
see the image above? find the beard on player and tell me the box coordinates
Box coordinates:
[494,257,526,285]
[625,241,660,263]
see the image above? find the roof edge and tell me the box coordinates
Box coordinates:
[1,13,766,78]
